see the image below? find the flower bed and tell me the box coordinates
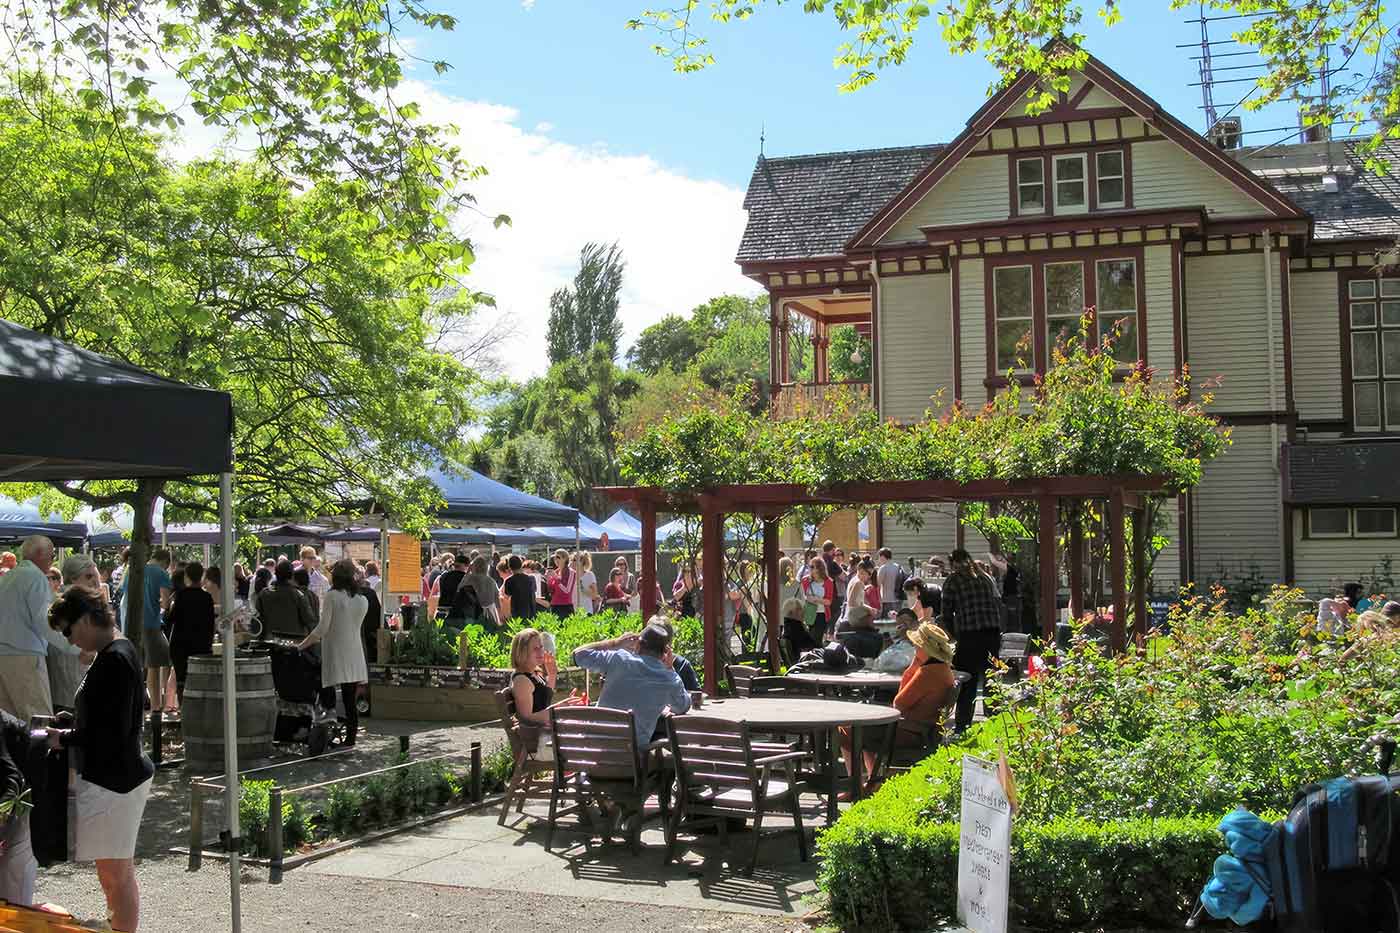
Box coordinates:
[817,587,1400,931]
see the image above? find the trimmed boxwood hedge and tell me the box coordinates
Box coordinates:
[817,757,1222,931]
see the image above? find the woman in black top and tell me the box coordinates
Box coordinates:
[167,561,217,703]
[902,577,943,621]
[507,629,580,727]
[46,587,153,933]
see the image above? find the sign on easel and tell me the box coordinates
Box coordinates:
[386,533,421,595]
[957,755,1012,933]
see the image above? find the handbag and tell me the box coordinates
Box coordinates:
[801,578,820,628]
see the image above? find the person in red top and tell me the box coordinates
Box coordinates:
[601,567,631,610]
[545,549,576,620]
[839,615,956,798]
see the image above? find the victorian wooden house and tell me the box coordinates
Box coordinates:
[738,47,1400,596]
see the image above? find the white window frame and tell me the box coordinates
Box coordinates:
[1052,154,1089,214]
[1044,261,1085,360]
[1354,507,1398,538]
[993,264,1035,373]
[1016,157,1046,215]
[1307,507,1352,539]
[1095,150,1126,209]
[1348,275,1400,433]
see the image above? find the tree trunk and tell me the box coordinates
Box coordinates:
[123,479,164,655]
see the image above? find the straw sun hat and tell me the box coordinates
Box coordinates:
[906,621,955,664]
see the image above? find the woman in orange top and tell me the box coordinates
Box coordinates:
[839,614,956,797]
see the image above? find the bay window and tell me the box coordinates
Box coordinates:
[1347,278,1400,432]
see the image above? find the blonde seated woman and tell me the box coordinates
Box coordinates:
[509,629,584,755]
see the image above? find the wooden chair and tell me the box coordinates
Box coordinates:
[664,715,808,876]
[872,671,970,775]
[548,705,670,854]
[493,686,555,826]
[726,664,763,698]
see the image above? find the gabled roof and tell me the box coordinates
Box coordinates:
[736,144,943,263]
[844,47,1300,250]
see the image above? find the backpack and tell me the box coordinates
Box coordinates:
[1199,769,1400,932]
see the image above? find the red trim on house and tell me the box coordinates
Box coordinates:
[980,244,1148,381]
[993,106,1137,129]
[871,272,882,412]
[817,312,875,325]
[1171,239,1185,378]
[951,255,963,401]
[1205,218,1311,237]
[765,283,873,300]
[1064,80,1101,111]
[922,208,1203,244]
[1177,493,1191,586]
[1215,412,1293,425]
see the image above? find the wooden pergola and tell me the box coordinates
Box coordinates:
[601,474,1173,694]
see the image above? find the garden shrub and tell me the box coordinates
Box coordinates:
[818,586,1400,930]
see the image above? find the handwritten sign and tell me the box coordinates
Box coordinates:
[386,533,421,595]
[958,755,1012,933]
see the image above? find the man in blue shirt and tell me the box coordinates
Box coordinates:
[573,620,692,747]
[140,548,175,712]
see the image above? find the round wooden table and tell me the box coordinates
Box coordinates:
[783,670,904,691]
[682,697,900,821]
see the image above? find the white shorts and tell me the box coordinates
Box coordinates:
[73,775,151,862]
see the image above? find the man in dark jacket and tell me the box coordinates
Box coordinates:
[255,561,317,639]
[0,709,36,905]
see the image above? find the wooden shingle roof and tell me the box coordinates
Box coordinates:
[736,144,943,263]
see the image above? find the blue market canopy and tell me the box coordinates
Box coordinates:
[431,527,542,546]
[429,467,578,528]
[601,509,643,538]
[321,526,394,542]
[656,516,741,545]
[255,523,331,546]
[0,505,87,548]
[0,317,233,480]
[527,514,638,549]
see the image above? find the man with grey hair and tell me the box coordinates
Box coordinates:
[0,536,76,718]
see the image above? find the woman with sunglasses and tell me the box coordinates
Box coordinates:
[46,587,153,932]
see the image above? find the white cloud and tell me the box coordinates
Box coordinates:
[532,120,554,133]
[408,82,758,381]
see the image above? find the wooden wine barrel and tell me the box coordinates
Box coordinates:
[182,652,278,773]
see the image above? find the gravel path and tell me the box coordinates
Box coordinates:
[35,857,809,933]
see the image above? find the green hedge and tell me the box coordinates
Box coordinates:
[818,789,1220,931]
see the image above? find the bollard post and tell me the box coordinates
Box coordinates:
[470,742,482,802]
[399,735,410,758]
[188,782,204,870]
[268,785,284,884]
[150,710,163,767]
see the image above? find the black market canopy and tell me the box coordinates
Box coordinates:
[0,318,233,480]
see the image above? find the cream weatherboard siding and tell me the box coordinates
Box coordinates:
[1292,525,1400,596]
[1132,140,1271,217]
[880,156,1010,244]
[879,272,954,423]
[1184,252,1285,413]
[1143,244,1176,373]
[1191,424,1282,582]
[1151,498,1182,591]
[1289,270,1344,422]
[959,258,988,407]
[882,505,958,564]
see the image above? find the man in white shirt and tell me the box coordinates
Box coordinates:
[876,547,902,618]
[0,536,77,719]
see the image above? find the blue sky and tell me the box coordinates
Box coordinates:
[385,2,1326,380]
[416,1,1317,187]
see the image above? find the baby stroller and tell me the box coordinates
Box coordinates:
[258,639,345,757]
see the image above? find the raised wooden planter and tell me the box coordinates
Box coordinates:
[366,665,588,722]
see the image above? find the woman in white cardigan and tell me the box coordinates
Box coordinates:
[298,559,368,746]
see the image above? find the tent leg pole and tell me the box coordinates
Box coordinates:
[219,471,241,933]
[378,517,388,622]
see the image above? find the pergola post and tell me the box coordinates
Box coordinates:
[1037,496,1057,642]
[762,517,781,672]
[1108,491,1128,653]
[1068,509,1085,625]
[701,507,724,696]
[768,294,782,391]
[1131,503,1149,647]
[640,501,658,620]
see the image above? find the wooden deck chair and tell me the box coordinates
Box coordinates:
[493,685,555,825]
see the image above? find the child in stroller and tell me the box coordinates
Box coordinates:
[259,639,345,756]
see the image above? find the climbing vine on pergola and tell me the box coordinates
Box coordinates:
[604,338,1228,690]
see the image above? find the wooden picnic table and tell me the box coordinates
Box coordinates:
[782,670,904,691]
[680,696,900,823]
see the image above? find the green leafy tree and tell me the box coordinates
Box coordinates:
[828,325,872,383]
[631,1,1400,169]
[546,242,626,364]
[0,86,480,645]
[626,314,704,374]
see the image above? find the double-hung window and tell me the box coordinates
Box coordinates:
[1053,154,1088,213]
[1016,158,1045,214]
[1045,262,1085,360]
[1348,278,1400,432]
[993,266,1035,372]
[1096,151,1125,208]
[1096,259,1139,363]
